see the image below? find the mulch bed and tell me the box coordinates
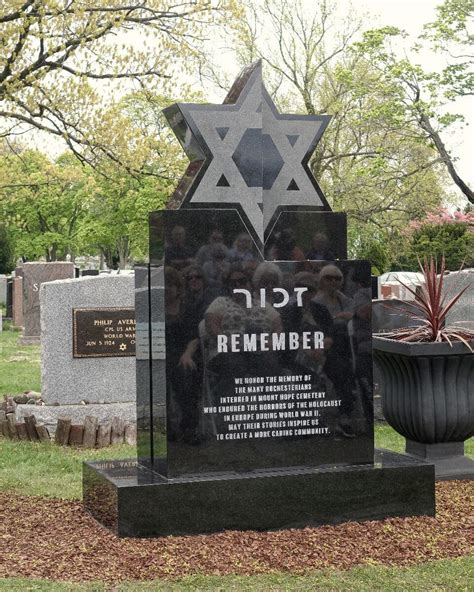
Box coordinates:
[0,481,472,582]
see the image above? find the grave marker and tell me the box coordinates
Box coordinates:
[84,61,435,537]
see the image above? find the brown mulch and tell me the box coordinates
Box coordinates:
[0,481,472,583]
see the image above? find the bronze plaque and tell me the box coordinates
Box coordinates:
[73,308,136,358]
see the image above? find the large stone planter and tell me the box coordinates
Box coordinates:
[373,336,474,480]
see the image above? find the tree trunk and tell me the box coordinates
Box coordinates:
[419,114,474,204]
[118,237,129,270]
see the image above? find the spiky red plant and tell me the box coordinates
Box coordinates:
[381,256,474,347]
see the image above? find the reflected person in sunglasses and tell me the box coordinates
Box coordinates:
[314,264,356,438]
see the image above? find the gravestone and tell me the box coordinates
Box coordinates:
[442,269,474,327]
[6,278,13,318]
[372,298,422,333]
[84,61,435,537]
[22,262,75,342]
[12,276,23,328]
[41,274,136,405]
[0,275,7,306]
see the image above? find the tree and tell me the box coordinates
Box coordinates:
[0,147,93,261]
[356,6,473,204]
[0,0,235,173]
[75,91,187,268]
[79,173,171,269]
[396,208,474,271]
[423,0,473,99]
[0,224,14,273]
[215,0,446,245]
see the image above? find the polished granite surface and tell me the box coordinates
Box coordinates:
[141,209,373,477]
[84,449,435,537]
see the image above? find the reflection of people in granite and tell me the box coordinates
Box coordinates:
[202,243,230,291]
[252,262,283,305]
[268,228,305,263]
[164,226,195,270]
[228,233,257,264]
[306,232,336,261]
[314,264,356,438]
[196,229,227,266]
[352,271,373,425]
[164,267,201,444]
[281,272,334,377]
[182,265,218,322]
[204,264,282,378]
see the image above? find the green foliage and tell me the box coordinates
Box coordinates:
[0,150,93,262]
[79,174,171,268]
[0,327,41,396]
[398,222,474,271]
[0,0,237,174]
[348,225,391,275]
[0,224,14,273]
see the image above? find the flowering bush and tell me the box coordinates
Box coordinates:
[409,208,474,232]
[397,208,474,271]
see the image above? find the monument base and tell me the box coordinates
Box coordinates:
[83,450,435,537]
[406,440,474,481]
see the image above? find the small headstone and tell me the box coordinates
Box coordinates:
[55,418,71,445]
[83,416,98,448]
[96,422,111,448]
[443,269,474,327]
[12,276,23,327]
[6,278,13,318]
[0,275,7,307]
[24,415,39,441]
[69,424,85,446]
[110,417,125,445]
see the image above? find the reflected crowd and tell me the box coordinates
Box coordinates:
[163,226,372,444]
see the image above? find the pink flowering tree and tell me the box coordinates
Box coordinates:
[401,208,474,270]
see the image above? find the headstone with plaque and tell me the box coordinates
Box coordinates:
[41,274,136,405]
[84,61,435,537]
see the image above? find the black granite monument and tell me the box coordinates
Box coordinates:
[84,61,435,537]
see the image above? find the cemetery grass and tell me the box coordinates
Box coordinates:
[0,557,473,591]
[0,323,40,396]
[3,428,471,500]
[0,326,472,588]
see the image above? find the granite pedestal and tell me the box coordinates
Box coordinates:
[84,450,434,537]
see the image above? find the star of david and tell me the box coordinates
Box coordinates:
[163,60,331,249]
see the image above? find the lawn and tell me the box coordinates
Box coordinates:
[1,319,473,591]
[0,322,41,396]
[0,557,473,591]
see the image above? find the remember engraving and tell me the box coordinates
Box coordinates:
[73,308,136,358]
